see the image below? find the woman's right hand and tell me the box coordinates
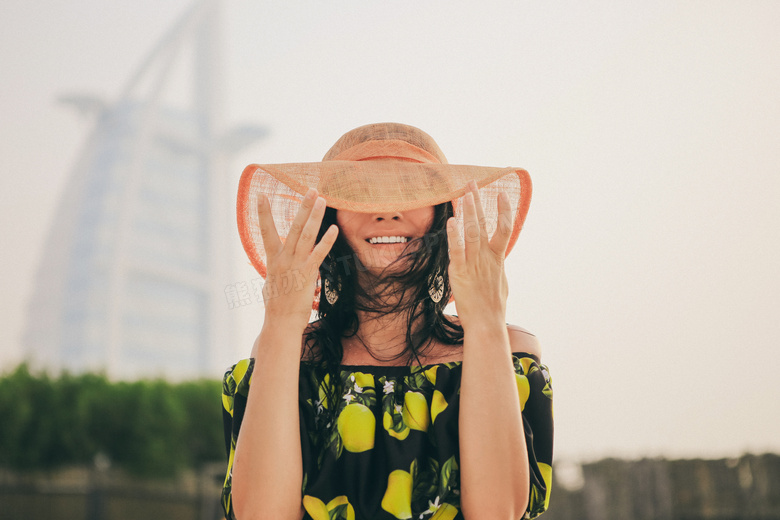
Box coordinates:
[234,189,333,520]
[257,187,338,330]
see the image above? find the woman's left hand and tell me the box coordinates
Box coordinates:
[446,180,513,330]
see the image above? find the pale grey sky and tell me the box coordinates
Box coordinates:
[2,0,779,462]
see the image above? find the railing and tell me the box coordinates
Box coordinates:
[0,464,225,520]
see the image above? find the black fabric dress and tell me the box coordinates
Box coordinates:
[221,352,553,520]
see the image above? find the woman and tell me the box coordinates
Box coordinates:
[222,123,553,520]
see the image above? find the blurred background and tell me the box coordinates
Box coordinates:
[2,0,779,518]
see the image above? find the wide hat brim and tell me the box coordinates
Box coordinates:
[237,160,532,282]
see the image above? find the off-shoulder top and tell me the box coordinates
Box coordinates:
[221,353,553,520]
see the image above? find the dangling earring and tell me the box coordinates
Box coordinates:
[324,277,341,305]
[428,269,444,303]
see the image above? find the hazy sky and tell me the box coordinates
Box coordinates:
[2,0,779,463]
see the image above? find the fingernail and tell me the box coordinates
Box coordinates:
[314,197,325,209]
[305,188,317,199]
[469,180,478,190]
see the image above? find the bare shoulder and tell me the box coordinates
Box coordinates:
[248,321,320,360]
[444,315,542,361]
[507,323,542,361]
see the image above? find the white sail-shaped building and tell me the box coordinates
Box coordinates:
[24,0,256,380]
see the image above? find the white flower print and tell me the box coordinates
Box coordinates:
[419,496,441,518]
[349,374,363,393]
[383,380,395,395]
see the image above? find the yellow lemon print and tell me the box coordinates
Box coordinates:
[337,403,375,452]
[303,495,329,520]
[381,469,413,519]
[518,356,536,376]
[431,503,459,520]
[383,411,410,440]
[327,495,356,520]
[224,446,235,488]
[515,373,530,411]
[430,390,448,424]
[403,392,430,432]
[222,393,233,416]
[303,495,356,520]
[232,358,250,385]
[353,371,374,389]
[424,366,438,385]
[538,462,552,508]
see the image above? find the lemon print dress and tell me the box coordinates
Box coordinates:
[221,353,553,520]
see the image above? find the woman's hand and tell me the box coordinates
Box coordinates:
[257,187,338,329]
[233,190,333,520]
[446,180,513,331]
[449,181,530,519]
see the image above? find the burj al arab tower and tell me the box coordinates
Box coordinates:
[23,0,261,380]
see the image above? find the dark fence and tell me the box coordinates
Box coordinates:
[3,454,780,519]
[0,464,225,520]
[544,453,780,520]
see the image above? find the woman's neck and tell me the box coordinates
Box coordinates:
[342,309,418,364]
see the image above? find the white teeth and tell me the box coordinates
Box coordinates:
[368,236,408,244]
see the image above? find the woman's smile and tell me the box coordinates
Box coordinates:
[367,236,408,245]
[337,208,434,273]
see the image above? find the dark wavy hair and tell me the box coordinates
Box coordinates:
[304,202,464,408]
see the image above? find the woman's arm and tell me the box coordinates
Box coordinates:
[230,189,337,520]
[447,181,534,519]
[231,325,307,520]
[459,324,534,520]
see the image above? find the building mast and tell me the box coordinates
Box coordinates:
[25,0,261,379]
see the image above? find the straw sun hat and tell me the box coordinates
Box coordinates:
[237,122,532,306]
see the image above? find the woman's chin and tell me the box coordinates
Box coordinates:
[357,249,398,268]
[357,256,409,277]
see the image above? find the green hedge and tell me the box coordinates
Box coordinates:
[0,364,224,477]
